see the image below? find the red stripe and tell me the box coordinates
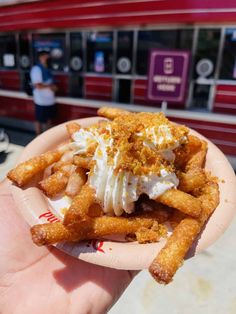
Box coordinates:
[85,76,112,84]
[0,70,19,76]
[86,81,112,88]
[216,85,236,92]
[215,95,236,103]
[0,72,20,90]
[169,116,236,155]
[215,85,236,110]
[169,117,236,129]
[2,0,236,16]
[211,143,236,155]
[0,96,34,120]
[213,107,236,114]
[0,3,183,23]
[85,76,112,97]
[56,103,97,122]
[0,71,19,77]
[134,79,147,98]
[214,102,236,109]
[54,74,68,96]
[3,0,236,12]
[134,79,147,85]
[169,116,236,154]
[2,1,236,31]
[85,94,112,101]
[85,85,112,94]
[134,88,147,97]
[187,127,235,142]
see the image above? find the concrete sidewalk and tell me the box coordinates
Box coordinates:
[110,218,236,314]
[2,127,236,314]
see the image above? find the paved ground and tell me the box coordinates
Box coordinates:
[0,127,35,180]
[110,219,236,314]
[1,126,236,314]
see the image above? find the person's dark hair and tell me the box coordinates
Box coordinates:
[37,50,50,58]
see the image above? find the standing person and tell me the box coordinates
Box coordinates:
[30,50,57,135]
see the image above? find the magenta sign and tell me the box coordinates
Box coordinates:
[147,50,190,103]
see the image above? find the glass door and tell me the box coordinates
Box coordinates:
[191,28,221,110]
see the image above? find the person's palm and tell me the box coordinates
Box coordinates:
[0,181,134,314]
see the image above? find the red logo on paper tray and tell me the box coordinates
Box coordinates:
[39,211,60,223]
[39,211,105,253]
[87,240,105,253]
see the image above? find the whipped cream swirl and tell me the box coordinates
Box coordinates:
[72,122,182,216]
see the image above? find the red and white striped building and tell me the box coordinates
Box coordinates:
[0,0,235,166]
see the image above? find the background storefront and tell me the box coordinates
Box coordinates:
[0,0,236,167]
[1,26,236,115]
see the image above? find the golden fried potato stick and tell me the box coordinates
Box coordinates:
[178,168,206,193]
[149,180,219,284]
[7,150,63,187]
[66,122,81,137]
[97,106,131,120]
[31,211,167,246]
[63,184,96,227]
[73,155,92,169]
[61,203,103,218]
[186,140,207,171]
[174,135,202,170]
[51,149,75,173]
[39,165,74,198]
[60,149,75,162]
[39,171,69,197]
[65,167,87,198]
[51,160,72,173]
[197,180,220,225]
[149,217,201,284]
[157,189,202,218]
[87,203,104,217]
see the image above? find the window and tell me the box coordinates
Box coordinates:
[116,79,131,103]
[136,29,193,75]
[32,33,66,71]
[220,28,236,80]
[19,33,31,69]
[70,32,83,72]
[194,29,220,79]
[69,74,84,98]
[86,32,113,73]
[0,35,17,69]
[116,31,133,74]
[192,84,211,109]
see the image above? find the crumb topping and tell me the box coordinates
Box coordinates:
[84,112,188,176]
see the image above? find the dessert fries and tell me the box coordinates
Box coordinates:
[7,107,219,284]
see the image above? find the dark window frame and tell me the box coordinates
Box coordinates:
[0,33,18,70]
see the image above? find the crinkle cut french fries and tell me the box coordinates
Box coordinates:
[7,109,220,284]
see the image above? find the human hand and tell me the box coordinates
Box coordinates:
[0,180,136,314]
[50,84,58,93]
